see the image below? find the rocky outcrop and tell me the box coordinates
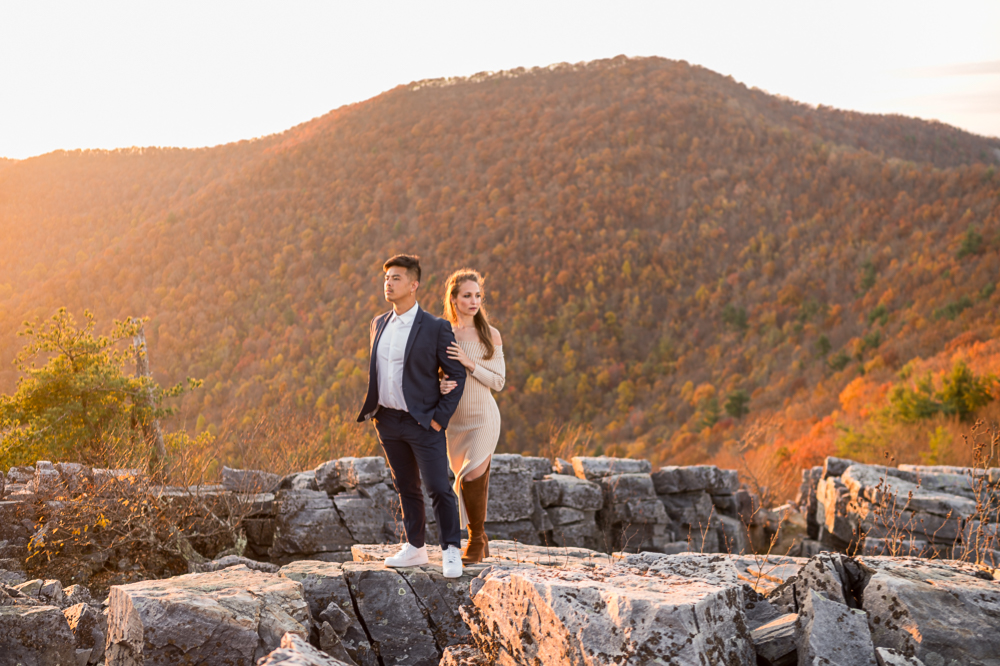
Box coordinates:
[105,565,311,665]
[3,455,755,574]
[278,560,375,666]
[6,545,998,666]
[798,457,1000,561]
[858,556,1000,666]
[0,575,107,666]
[462,556,755,665]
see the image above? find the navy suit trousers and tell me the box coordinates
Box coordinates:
[373,407,461,550]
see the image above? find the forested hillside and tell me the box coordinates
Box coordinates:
[2,56,999,489]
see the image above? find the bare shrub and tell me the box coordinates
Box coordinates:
[733,417,799,508]
[539,422,593,464]
[20,430,267,594]
[954,421,1000,566]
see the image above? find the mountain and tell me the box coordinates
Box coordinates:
[2,56,999,488]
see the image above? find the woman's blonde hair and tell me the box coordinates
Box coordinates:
[442,269,495,360]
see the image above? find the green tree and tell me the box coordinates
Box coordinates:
[956,227,984,259]
[815,335,832,357]
[938,361,994,421]
[0,309,199,467]
[889,361,994,423]
[724,389,750,419]
[889,373,940,422]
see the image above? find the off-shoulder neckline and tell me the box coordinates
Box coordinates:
[456,340,502,349]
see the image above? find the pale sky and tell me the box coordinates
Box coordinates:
[2,1,999,160]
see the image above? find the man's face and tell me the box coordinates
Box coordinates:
[384,266,417,303]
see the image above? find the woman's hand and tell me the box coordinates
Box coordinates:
[440,374,458,395]
[447,341,476,372]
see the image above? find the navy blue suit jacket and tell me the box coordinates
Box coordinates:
[356,306,467,429]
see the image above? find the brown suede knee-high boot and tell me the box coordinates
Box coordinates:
[460,468,491,564]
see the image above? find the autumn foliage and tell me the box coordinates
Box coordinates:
[1,57,998,495]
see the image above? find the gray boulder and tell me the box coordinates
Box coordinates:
[0,604,77,666]
[337,457,388,488]
[486,465,534,522]
[521,456,554,480]
[258,633,355,666]
[842,465,976,518]
[63,584,93,606]
[572,456,652,480]
[751,613,798,666]
[823,456,857,478]
[222,467,280,493]
[314,460,345,494]
[105,565,311,666]
[859,556,1000,666]
[798,589,876,666]
[64,602,106,665]
[548,520,600,549]
[535,474,603,510]
[333,493,384,544]
[271,489,354,560]
[464,562,754,665]
[547,507,591,525]
[660,490,714,525]
[620,551,743,586]
[484,519,541,545]
[554,458,574,475]
[652,465,739,494]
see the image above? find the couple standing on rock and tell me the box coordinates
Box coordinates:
[356,255,505,578]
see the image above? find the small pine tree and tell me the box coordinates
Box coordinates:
[724,390,750,419]
[0,309,199,467]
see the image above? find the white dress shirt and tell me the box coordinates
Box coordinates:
[376,303,418,412]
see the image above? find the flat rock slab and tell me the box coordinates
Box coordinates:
[0,604,77,666]
[571,456,652,480]
[842,465,977,518]
[751,613,798,665]
[106,565,311,666]
[618,551,743,587]
[875,647,928,666]
[465,563,754,665]
[730,555,807,594]
[351,540,602,567]
[652,465,739,494]
[858,556,1000,666]
[536,474,604,511]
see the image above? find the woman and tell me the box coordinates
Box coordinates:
[439,269,505,564]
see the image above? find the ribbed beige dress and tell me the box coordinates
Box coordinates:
[447,341,505,527]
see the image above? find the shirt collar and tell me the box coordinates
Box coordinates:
[391,303,419,325]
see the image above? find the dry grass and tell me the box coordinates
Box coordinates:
[849,421,1000,565]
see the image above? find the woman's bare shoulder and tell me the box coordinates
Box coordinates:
[489,326,502,346]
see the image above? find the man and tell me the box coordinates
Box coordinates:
[356,254,467,577]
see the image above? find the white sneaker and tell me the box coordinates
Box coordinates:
[385,543,428,567]
[442,545,463,578]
